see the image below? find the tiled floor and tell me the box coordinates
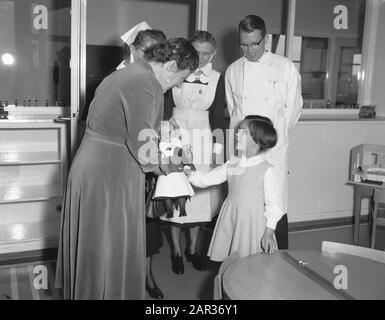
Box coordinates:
[0,260,60,300]
[0,222,383,300]
[147,223,385,300]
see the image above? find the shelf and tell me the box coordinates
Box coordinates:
[0,121,67,254]
[0,151,60,165]
[0,185,62,204]
[0,220,60,249]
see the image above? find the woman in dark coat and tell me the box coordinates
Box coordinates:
[55,38,198,300]
[125,28,167,299]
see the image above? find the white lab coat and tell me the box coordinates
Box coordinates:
[225,50,303,212]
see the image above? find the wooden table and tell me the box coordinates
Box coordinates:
[347,180,385,245]
[222,250,385,300]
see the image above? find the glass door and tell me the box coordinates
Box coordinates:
[0,0,71,107]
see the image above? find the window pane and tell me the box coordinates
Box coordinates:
[353,53,361,65]
[300,37,328,100]
[84,0,195,118]
[295,0,366,109]
[336,47,361,105]
[0,0,71,107]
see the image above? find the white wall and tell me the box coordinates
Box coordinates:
[288,119,385,222]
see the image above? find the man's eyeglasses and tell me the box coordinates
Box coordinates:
[239,36,265,50]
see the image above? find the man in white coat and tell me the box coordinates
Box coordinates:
[225,15,303,249]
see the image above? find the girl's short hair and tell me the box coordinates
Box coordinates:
[243,115,277,152]
[189,30,216,48]
[144,38,199,72]
[239,15,266,38]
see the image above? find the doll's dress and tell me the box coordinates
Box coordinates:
[153,137,194,199]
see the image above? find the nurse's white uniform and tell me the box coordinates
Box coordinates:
[225,50,303,213]
[160,63,226,224]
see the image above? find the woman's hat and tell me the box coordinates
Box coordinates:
[116,21,152,70]
[120,21,151,45]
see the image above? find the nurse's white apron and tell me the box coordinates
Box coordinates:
[160,68,223,224]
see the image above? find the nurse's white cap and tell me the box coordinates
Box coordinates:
[120,21,152,45]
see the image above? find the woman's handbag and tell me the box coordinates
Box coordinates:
[145,186,166,219]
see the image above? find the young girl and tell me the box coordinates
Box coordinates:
[185,115,284,261]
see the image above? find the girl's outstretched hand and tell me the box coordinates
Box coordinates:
[261,227,277,254]
[183,165,193,178]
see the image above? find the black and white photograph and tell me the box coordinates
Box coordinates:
[0,0,384,305]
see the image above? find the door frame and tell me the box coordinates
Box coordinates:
[70,0,86,160]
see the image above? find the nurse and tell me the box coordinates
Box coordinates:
[225,15,303,249]
[161,31,226,274]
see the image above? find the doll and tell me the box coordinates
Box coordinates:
[153,121,195,218]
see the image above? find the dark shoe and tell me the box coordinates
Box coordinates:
[184,249,206,271]
[171,254,184,274]
[179,209,187,217]
[146,282,164,299]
